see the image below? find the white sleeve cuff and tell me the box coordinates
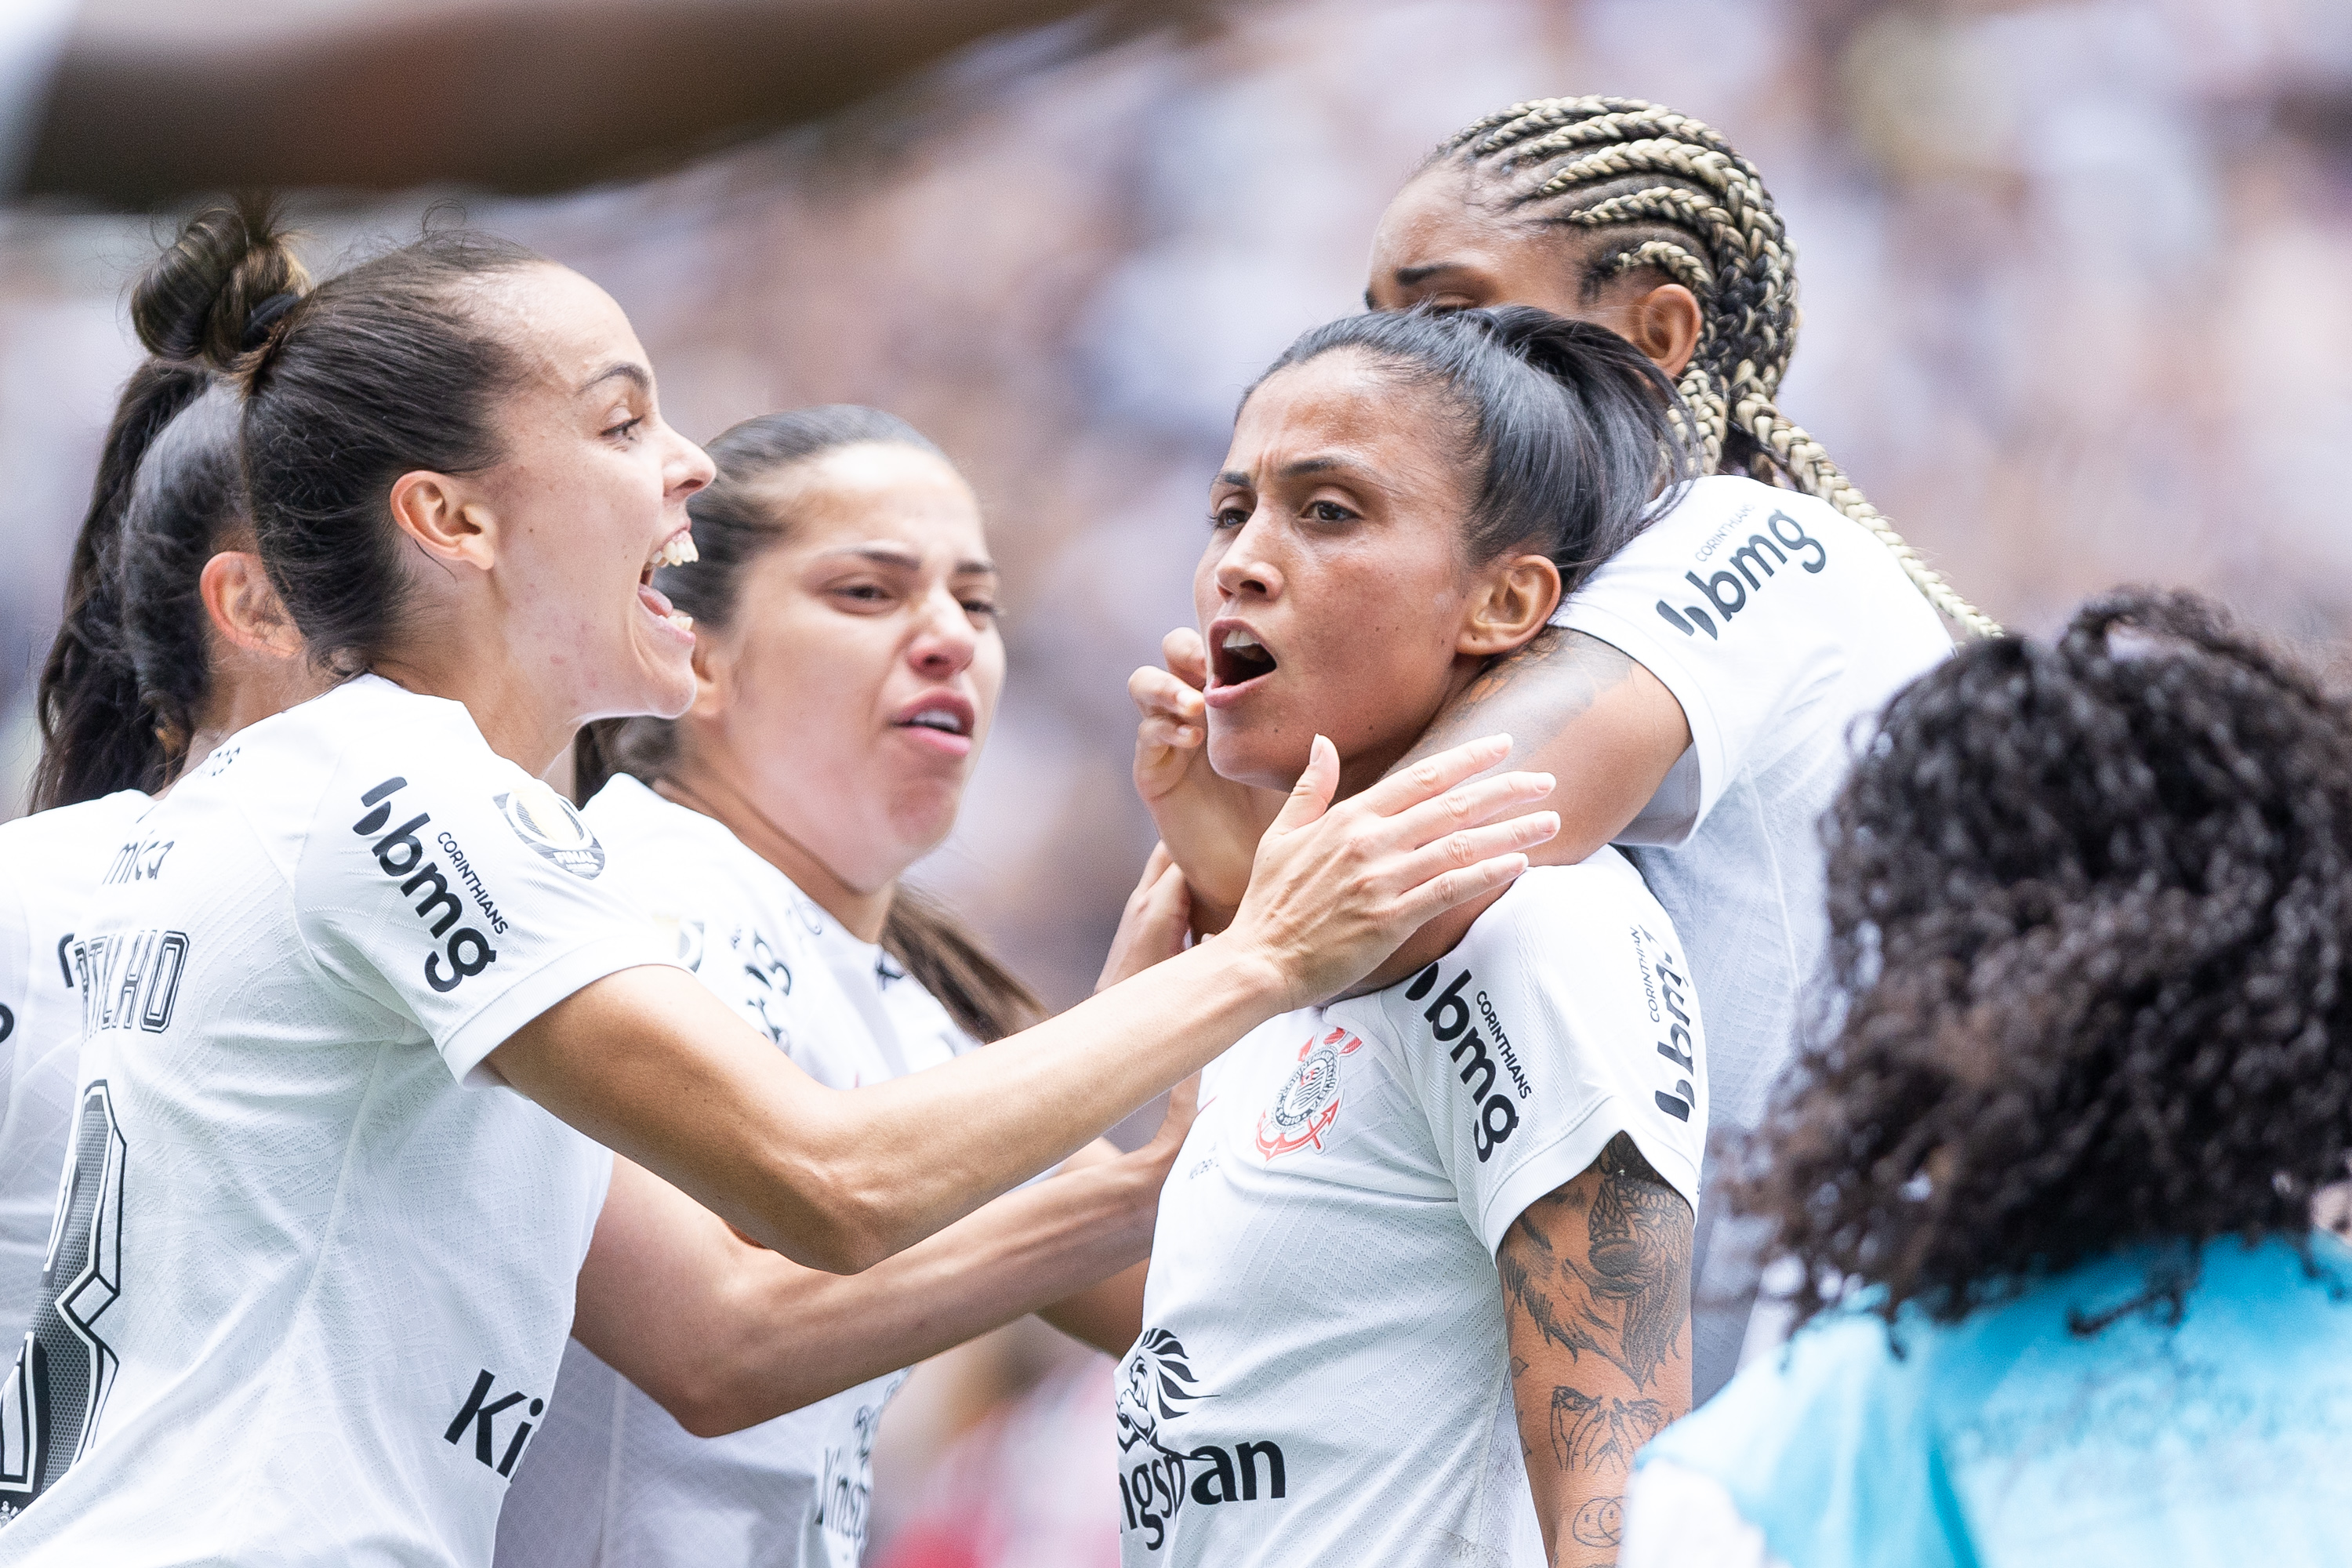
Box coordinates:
[440,935,681,1087]
[1475,1094,1703,1257]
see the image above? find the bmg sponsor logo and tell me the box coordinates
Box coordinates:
[1407,963,1532,1162]
[355,779,497,993]
[1654,508,1828,640]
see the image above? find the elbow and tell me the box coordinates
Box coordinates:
[757,1155,901,1277]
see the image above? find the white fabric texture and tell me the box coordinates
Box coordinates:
[1619,1461,1783,1568]
[0,676,666,1566]
[1117,855,1708,1568]
[0,790,150,1368]
[495,775,976,1568]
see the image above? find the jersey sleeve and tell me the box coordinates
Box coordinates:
[1551,482,1849,844]
[1388,858,1709,1254]
[296,728,675,1085]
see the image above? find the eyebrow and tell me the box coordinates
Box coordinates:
[816,543,996,575]
[1218,456,1368,488]
[579,361,652,395]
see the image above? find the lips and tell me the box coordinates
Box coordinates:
[639,528,698,636]
[892,691,976,757]
[1206,617,1277,705]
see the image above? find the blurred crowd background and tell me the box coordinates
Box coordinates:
[3,0,2349,1560]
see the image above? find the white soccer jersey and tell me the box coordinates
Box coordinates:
[495,775,975,1568]
[1554,476,1951,1138]
[0,676,672,1566]
[0,790,150,1366]
[1118,855,1708,1568]
[1555,479,1947,1394]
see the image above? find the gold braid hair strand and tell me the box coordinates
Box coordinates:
[1439,96,2001,637]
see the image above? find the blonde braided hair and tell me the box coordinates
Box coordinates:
[1439,96,2001,637]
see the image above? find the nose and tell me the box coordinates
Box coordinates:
[908,584,980,679]
[1212,508,1283,604]
[667,430,716,500]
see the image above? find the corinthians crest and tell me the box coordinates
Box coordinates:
[1254,1025,1363,1160]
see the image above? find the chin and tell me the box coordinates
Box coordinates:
[1206,721,1307,793]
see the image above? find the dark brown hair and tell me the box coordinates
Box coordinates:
[142,197,539,673]
[1739,589,2352,1333]
[32,196,312,809]
[575,406,1042,1044]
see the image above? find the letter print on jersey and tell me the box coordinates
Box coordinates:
[1117,1330,1288,1554]
[494,780,607,878]
[0,1083,127,1521]
[1254,1027,1363,1159]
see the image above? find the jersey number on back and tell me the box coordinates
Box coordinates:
[0,1083,128,1522]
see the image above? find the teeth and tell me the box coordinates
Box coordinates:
[664,612,694,631]
[649,534,699,569]
[907,710,961,734]
[1221,627,1262,651]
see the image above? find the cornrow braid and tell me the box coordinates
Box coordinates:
[1439,96,2001,637]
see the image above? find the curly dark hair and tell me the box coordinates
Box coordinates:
[1739,588,2352,1333]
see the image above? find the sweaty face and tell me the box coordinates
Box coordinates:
[690,443,1005,893]
[464,263,715,726]
[1196,352,1482,797]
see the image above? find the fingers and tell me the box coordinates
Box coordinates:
[1387,811,1559,891]
[1129,666,1207,753]
[1377,769,1559,855]
[1266,735,1338,837]
[1130,841,1174,900]
[1386,851,1536,931]
[1161,626,1209,691]
[1347,734,1515,819]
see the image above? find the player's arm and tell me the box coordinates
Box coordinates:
[494,735,1557,1277]
[1499,1133,1695,1567]
[574,1083,1190,1436]
[28,0,1184,205]
[1131,629,1686,964]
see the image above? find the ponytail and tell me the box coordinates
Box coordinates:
[32,197,314,811]
[577,405,1040,1047]
[30,359,212,810]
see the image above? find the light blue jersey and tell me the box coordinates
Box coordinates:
[1637,1232,2352,1566]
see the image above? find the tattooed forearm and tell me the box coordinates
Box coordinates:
[1500,1134,1695,1564]
[1394,629,1639,768]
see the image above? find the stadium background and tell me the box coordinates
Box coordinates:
[1,0,2347,1559]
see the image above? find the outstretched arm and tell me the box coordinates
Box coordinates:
[28,0,1178,204]
[576,1068,1194,1435]
[495,735,1556,1276]
[1499,1133,1695,1566]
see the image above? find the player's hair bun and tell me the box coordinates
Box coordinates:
[130,194,310,373]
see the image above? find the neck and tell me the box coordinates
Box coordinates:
[373,653,576,779]
[1330,655,1488,801]
[656,755,896,944]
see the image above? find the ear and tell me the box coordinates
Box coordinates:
[1457,553,1561,659]
[198,551,303,660]
[387,469,496,569]
[1628,283,1703,379]
[681,616,735,725]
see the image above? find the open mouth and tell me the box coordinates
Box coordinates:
[1210,623,1278,688]
[639,530,700,633]
[892,693,976,756]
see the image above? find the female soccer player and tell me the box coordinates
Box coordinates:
[1621,591,2352,1565]
[1131,97,1972,1397]
[1116,306,1710,1568]
[0,326,318,1390]
[0,202,1552,1566]
[497,405,1188,1567]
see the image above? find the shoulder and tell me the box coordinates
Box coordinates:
[1443,852,1671,976]
[0,789,151,876]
